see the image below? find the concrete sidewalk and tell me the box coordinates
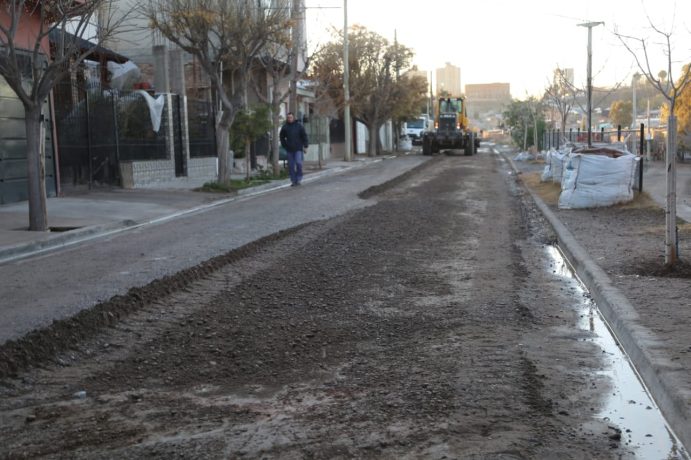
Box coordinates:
[641,159,691,222]
[0,158,377,265]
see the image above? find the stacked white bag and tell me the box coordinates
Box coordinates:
[558,153,639,209]
[541,148,570,183]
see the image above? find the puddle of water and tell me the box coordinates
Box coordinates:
[545,245,689,460]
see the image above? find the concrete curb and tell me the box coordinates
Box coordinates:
[502,152,690,450]
[0,160,378,265]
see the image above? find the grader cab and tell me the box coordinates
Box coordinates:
[422,97,478,156]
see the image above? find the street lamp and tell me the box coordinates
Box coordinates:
[578,21,604,147]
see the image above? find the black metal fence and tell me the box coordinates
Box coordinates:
[53,78,216,187]
[543,124,667,159]
[187,98,216,158]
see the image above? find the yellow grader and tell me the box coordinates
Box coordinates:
[422,97,479,156]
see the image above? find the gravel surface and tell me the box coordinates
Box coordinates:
[0,153,641,458]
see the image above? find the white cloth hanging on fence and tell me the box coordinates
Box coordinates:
[135,90,166,133]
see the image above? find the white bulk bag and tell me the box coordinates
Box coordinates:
[541,150,568,183]
[558,153,639,209]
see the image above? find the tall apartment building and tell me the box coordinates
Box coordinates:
[464,83,512,116]
[435,62,461,97]
[554,67,575,86]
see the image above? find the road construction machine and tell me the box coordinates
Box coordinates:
[422,97,479,156]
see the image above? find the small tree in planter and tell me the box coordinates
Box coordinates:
[616,17,691,266]
[230,105,272,180]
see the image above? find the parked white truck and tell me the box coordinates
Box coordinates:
[404,115,430,145]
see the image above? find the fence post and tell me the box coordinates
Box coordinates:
[548,129,552,149]
[639,123,645,192]
[550,129,553,149]
[577,127,581,143]
[85,89,93,189]
[112,92,120,177]
[569,128,573,142]
[555,129,559,149]
[639,123,645,154]
[617,125,621,142]
[600,127,604,142]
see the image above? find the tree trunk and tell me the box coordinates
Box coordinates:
[368,123,378,157]
[216,110,232,183]
[665,115,678,266]
[245,139,251,181]
[271,86,282,177]
[25,104,48,231]
[393,120,400,151]
[242,79,251,180]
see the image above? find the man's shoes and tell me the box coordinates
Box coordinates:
[290,182,297,187]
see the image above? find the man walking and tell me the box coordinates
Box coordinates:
[279,112,309,186]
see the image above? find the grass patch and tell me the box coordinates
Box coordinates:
[196,179,269,193]
[195,169,290,193]
[194,171,288,193]
[195,181,236,193]
[521,173,672,213]
[619,191,661,210]
[520,172,561,206]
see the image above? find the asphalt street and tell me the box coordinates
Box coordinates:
[0,155,428,344]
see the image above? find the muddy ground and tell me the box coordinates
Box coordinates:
[515,159,691,408]
[0,154,642,458]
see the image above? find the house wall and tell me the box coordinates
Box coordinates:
[303,115,330,163]
[0,10,55,204]
[0,8,50,54]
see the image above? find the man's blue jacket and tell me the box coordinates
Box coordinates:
[280,120,309,153]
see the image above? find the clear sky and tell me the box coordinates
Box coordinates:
[304,0,691,98]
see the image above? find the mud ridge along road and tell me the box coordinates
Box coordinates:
[0,152,668,458]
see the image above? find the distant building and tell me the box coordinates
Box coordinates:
[464,83,511,117]
[553,68,574,86]
[435,62,461,97]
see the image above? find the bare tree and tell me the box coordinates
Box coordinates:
[142,0,291,184]
[526,96,542,151]
[543,67,577,137]
[616,16,691,266]
[546,64,627,144]
[0,0,124,231]
[311,26,418,156]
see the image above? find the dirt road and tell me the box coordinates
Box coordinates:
[0,154,633,458]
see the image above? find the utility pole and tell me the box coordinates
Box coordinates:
[429,71,433,119]
[578,21,603,147]
[289,0,303,116]
[343,0,352,161]
[394,29,399,151]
